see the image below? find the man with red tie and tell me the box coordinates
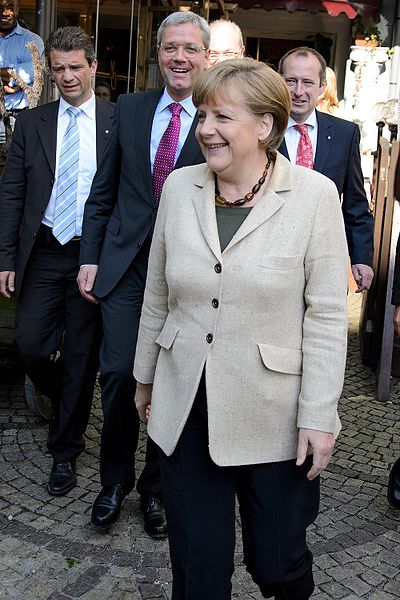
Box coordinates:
[278,47,374,292]
[77,11,210,537]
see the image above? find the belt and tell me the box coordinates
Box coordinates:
[39,224,81,244]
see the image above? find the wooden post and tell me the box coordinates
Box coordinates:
[377,141,400,401]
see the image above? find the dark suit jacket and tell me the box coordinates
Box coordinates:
[79,89,205,298]
[0,97,114,297]
[278,110,374,267]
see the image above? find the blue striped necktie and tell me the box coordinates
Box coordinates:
[53,106,80,244]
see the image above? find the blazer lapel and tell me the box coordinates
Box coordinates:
[314,111,333,174]
[95,97,113,166]
[190,154,292,257]
[136,90,163,205]
[224,190,284,252]
[278,138,290,160]
[191,169,222,261]
[175,114,203,168]
[226,153,291,250]
[36,100,59,176]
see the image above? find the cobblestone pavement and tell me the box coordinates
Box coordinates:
[1,293,400,599]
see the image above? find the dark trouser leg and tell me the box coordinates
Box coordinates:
[16,240,101,462]
[158,375,236,600]
[237,457,319,599]
[98,240,161,495]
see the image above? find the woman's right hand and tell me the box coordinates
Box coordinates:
[134,382,153,423]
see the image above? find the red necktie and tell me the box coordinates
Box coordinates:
[294,124,314,169]
[153,102,183,202]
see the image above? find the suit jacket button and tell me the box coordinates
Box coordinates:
[212,298,219,308]
[137,241,141,248]
[153,206,158,214]
[206,333,213,343]
[214,263,222,273]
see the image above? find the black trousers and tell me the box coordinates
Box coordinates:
[98,237,161,496]
[158,375,318,600]
[15,231,102,462]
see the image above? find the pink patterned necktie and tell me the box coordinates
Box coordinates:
[294,124,314,169]
[153,102,183,202]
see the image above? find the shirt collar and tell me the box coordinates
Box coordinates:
[288,109,317,130]
[157,88,196,118]
[59,92,96,119]
[2,22,24,38]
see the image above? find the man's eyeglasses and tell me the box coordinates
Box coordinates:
[209,50,240,60]
[158,42,207,56]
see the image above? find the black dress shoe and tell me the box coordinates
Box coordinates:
[47,461,76,496]
[388,457,400,508]
[140,494,168,540]
[91,480,134,531]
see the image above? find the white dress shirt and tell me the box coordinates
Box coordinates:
[284,110,318,164]
[43,93,97,236]
[150,89,196,173]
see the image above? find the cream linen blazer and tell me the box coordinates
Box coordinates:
[133,152,349,466]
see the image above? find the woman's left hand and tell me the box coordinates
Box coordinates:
[134,382,153,423]
[296,428,335,480]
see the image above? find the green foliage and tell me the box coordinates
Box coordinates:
[65,557,80,569]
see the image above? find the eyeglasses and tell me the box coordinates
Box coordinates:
[158,42,207,56]
[209,50,240,60]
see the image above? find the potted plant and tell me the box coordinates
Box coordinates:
[354,18,381,47]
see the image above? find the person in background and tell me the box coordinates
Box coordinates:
[278,47,374,293]
[0,0,44,113]
[0,26,114,497]
[133,58,349,599]
[95,78,112,103]
[77,11,209,538]
[317,66,339,115]
[209,19,244,65]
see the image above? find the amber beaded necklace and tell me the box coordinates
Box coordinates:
[214,157,271,208]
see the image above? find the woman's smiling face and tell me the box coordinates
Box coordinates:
[195,84,272,179]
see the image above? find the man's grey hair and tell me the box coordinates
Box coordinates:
[45,26,96,69]
[157,11,210,49]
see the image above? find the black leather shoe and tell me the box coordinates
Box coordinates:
[47,461,76,496]
[91,480,134,532]
[140,494,168,540]
[388,457,400,508]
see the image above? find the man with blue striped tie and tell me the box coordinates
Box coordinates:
[0,26,114,496]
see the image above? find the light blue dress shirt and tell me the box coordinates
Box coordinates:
[43,94,97,236]
[150,89,196,174]
[0,22,44,110]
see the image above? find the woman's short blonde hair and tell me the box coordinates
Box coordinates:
[192,57,290,153]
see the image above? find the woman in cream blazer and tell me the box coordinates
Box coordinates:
[134,59,349,600]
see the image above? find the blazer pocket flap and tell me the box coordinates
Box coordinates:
[258,343,302,375]
[106,214,121,236]
[156,322,180,349]
[258,254,303,270]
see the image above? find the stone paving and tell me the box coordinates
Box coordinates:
[1,292,400,599]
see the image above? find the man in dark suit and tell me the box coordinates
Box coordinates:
[0,26,114,496]
[77,11,209,538]
[278,47,374,292]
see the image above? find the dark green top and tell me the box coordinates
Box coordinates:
[215,206,253,252]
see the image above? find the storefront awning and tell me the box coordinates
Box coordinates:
[235,0,380,21]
